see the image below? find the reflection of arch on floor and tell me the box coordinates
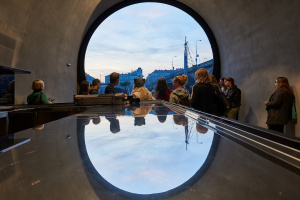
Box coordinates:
[77,0,220,85]
[77,116,220,199]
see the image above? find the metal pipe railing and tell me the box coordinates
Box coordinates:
[162,101,300,175]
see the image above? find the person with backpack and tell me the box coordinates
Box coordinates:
[27,80,51,105]
[169,74,190,106]
[191,68,218,115]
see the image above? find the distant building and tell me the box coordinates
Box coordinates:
[145,68,183,90]
[85,73,96,84]
[105,68,143,95]
[105,68,143,84]
[99,83,108,94]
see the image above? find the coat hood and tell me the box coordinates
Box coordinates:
[27,91,42,103]
[172,88,190,99]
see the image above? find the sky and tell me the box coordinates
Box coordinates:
[84,110,214,194]
[85,2,213,82]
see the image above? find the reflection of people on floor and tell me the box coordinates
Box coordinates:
[92,116,101,125]
[134,117,145,126]
[3,80,14,104]
[33,124,44,131]
[126,104,140,112]
[173,114,188,126]
[153,106,170,123]
[79,116,91,126]
[105,116,120,133]
[132,104,153,126]
[196,123,208,134]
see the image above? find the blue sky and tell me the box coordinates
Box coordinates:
[85,2,212,82]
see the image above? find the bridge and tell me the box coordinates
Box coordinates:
[146,59,214,91]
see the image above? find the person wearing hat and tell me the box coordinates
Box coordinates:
[131,78,156,100]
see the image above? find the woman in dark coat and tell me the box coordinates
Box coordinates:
[209,74,229,116]
[191,68,218,115]
[265,77,293,133]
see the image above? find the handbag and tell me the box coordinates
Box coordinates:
[220,92,230,110]
[291,98,297,121]
[266,94,273,111]
[214,86,230,116]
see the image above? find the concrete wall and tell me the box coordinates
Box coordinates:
[0,0,299,136]
[183,0,300,136]
[0,0,101,104]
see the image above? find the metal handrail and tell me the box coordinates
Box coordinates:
[162,101,300,175]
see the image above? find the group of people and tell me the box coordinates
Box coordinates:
[168,68,241,120]
[27,68,294,134]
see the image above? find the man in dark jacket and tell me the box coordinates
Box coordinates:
[89,79,101,94]
[225,77,241,120]
[105,72,120,94]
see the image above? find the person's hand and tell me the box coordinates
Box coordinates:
[264,101,268,105]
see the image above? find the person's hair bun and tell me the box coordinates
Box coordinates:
[181,74,188,83]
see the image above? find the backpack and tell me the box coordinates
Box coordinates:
[213,85,230,116]
[173,93,190,107]
[179,97,190,107]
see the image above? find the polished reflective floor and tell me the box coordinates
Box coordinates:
[84,105,214,194]
[0,103,299,200]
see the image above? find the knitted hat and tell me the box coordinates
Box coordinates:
[134,117,146,126]
[134,78,145,87]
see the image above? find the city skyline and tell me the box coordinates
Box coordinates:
[85,2,213,81]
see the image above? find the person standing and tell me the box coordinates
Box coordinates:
[224,77,241,120]
[89,78,101,94]
[210,74,229,116]
[169,74,190,106]
[219,77,227,93]
[155,77,173,101]
[191,69,218,115]
[265,77,293,133]
[209,74,221,92]
[105,72,120,94]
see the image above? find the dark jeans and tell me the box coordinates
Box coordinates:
[268,124,284,133]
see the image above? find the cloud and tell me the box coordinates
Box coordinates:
[84,114,214,194]
[85,2,213,79]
